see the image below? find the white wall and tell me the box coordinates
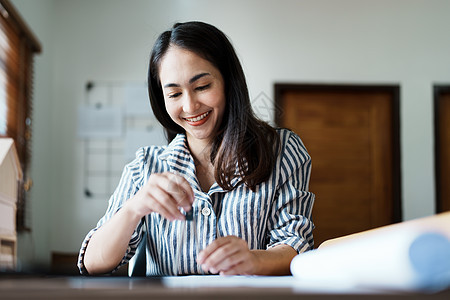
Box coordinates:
[11,0,450,269]
[11,0,55,271]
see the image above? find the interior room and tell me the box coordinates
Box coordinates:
[1,0,449,291]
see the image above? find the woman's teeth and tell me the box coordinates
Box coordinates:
[185,111,210,122]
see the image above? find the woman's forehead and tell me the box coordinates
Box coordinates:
[159,46,222,85]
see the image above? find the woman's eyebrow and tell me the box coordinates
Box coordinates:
[189,72,210,84]
[163,72,211,88]
[163,82,179,88]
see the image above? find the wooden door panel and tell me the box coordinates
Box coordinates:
[276,85,401,247]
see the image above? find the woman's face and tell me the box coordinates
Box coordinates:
[159,46,226,148]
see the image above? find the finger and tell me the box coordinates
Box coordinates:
[214,251,248,274]
[150,185,185,220]
[198,237,244,273]
[169,173,195,204]
[163,173,195,210]
[220,269,239,276]
[219,262,249,276]
[197,237,231,264]
[147,193,182,221]
[219,264,243,276]
[203,243,242,273]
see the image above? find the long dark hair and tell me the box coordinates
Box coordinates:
[148,21,280,191]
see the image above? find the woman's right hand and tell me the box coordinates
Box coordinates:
[84,172,194,274]
[126,172,195,221]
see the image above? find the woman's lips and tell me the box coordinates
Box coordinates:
[183,111,211,126]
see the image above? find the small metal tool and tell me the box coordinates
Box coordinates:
[176,207,197,275]
[185,209,194,221]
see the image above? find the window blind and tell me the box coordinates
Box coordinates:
[0,0,41,231]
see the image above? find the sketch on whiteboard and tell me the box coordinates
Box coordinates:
[77,81,166,200]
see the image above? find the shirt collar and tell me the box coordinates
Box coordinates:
[159,133,189,161]
[159,133,244,194]
[158,133,198,188]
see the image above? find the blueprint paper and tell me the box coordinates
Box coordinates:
[291,229,450,292]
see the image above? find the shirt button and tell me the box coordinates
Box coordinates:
[201,207,211,216]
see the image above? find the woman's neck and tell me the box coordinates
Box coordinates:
[187,136,212,167]
[186,136,215,191]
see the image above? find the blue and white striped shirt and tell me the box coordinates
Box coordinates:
[78,128,315,276]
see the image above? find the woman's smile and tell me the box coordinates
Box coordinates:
[183,110,212,126]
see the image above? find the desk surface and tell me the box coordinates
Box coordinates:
[1,275,450,300]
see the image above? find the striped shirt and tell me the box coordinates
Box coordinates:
[78,128,315,276]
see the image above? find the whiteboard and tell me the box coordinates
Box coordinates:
[78,81,166,200]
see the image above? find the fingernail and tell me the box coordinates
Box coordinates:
[197,253,203,262]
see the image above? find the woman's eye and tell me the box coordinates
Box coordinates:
[195,83,211,91]
[168,92,181,98]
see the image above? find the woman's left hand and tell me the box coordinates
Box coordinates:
[197,236,260,275]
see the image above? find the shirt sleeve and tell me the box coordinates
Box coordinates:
[267,130,315,253]
[77,148,148,275]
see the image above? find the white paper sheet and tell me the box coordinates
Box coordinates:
[162,275,296,288]
[77,106,123,138]
[161,275,380,294]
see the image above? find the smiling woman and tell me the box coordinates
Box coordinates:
[148,22,282,192]
[78,21,315,277]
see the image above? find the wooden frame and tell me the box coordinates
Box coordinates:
[434,85,450,213]
[274,84,402,234]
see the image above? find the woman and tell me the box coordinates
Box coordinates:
[78,21,314,276]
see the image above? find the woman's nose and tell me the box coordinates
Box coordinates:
[182,93,200,113]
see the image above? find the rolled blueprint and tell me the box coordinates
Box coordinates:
[291,228,450,291]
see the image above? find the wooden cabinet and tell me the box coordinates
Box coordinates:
[275,84,401,247]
